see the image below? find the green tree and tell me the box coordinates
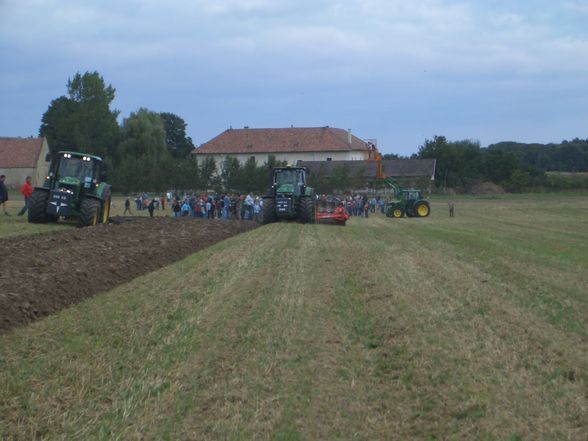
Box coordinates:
[221,156,241,192]
[40,71,119,160]
[159,112,195,158]
[200,156,217,190]
[112,108,172,192]
[417,136,482,189]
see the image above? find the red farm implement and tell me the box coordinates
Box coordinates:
[316,196,350,225]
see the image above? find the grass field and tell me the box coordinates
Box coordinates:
[0,195,171,238]
[1,194,587,440]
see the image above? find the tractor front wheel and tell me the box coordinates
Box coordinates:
[261,198,277,224]
[392,207,404,218]
[28,190,50,223]
[415,201,430,217]
[299,197,315,224]
[79,198,101,227]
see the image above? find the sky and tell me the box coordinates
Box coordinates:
[1,0,587,156]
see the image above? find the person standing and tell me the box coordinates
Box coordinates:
[448,202,455,217]
[148,199,155,218]
[245,193,254,220]
[17,176,33,216]
[0,175,9,215]
[124,197,132,215]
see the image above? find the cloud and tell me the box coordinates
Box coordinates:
[564,1,588,15]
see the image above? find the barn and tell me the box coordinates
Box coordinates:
[0,137,50,189]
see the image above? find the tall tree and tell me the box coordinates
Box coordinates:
[417,136,482,189]
[112,108,172,192]
[221,156,242,192]
[40,71,119,160]
[159,112,195,158]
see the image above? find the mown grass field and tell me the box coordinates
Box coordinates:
[0,195,171,237]
[1,193,587,440]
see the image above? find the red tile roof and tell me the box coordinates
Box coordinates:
[195,127,370,154]
[0,137,46,168]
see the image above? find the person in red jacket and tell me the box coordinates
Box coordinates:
[17,176,33,216]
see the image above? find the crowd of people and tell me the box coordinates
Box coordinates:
[123,191,392,221]
[339,195,386,218]
[125,192,262,220]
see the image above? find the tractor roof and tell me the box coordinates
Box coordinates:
[58,151,103,162]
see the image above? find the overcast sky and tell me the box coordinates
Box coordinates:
[1,0,587,156]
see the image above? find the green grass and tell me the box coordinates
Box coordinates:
[0,196,173,238]
[1,193,587,440]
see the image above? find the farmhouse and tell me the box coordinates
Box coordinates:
[0,137,50,189]
[193,126,371,173]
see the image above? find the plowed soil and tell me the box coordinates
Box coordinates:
[0,217,257,333]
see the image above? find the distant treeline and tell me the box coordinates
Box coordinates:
[410,136,588,193]
[487,139,588,172]
[39,71,587,194]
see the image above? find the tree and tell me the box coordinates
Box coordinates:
[112,108,172,192]
[40,71,119,160]
[200,156,217,190]
[417,136,482,189]
[159,112,195,158]
[221,156,241,192]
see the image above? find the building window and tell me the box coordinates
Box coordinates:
[326,157,332,161]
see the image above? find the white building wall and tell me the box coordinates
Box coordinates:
[197,150,369,174]
[0,139,50,189]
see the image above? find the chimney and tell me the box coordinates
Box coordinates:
[347,128,352,144]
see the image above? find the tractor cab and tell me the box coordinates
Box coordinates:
[400,189,424,202]
[271,167,308,196]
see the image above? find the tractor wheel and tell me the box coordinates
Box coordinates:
[415,201,431,217]
[79,198,101,227]
[28,190,50,223]
[261,198,278,224]
[392,207,404,218]
[299,197,315,224]
[101,194,111,224]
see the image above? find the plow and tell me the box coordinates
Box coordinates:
[316,196,350,226]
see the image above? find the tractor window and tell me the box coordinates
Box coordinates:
[59,157,94,181]
[275,170,296,185]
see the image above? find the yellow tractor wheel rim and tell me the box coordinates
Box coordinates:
[393,209,402,218]
[102,198,110,224]
[417,205,429,217]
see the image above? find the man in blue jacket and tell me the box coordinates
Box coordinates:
[0,175,9,215]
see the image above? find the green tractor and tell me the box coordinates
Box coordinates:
[385,188,431,218]
[28,151,112,227]
[262,166,315,224]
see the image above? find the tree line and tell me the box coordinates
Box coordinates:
[414,136,588,192]
[39,71,283,194]
[39,71,587,194]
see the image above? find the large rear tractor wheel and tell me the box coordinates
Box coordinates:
[79,198,101,227]
[261,198,278,224]
[28,190,50,223]
[299,197,315,224]
[415,201,431,217]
